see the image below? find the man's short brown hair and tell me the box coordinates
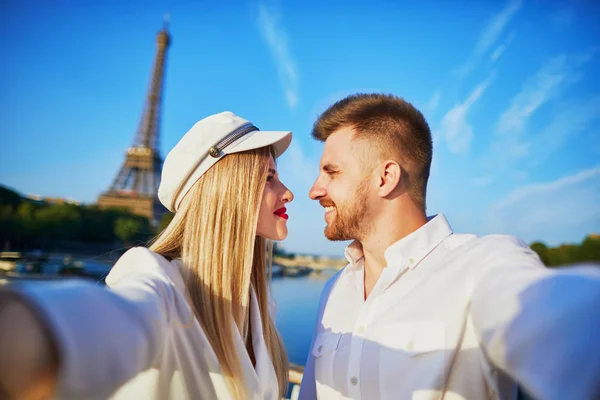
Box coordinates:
[312,93,433,210]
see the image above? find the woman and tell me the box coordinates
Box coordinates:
[0,111,294,399]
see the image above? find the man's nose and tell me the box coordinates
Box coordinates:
[309,178,326,200]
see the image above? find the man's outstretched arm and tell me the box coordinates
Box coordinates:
[471,236,600,400]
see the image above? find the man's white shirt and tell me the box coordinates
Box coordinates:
[299,214,600,400]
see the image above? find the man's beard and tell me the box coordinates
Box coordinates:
[323,178,371,241]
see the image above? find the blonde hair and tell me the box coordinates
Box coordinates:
[149,146,289,398]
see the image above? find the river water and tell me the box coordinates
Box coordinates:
[271,272,337,365]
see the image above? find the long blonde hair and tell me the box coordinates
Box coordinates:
[149,146,289,398]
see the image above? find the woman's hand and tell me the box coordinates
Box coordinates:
[0,289,60,400]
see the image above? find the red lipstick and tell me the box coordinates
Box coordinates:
[273,207,288,220]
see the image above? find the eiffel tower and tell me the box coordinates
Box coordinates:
[97,20,170,225]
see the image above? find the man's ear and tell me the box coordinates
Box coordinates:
[378,160,402,197]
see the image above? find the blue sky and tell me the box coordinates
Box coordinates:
[1,0,599,256]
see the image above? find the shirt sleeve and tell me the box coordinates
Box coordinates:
[17,251,175,399]
[470,235,600,400]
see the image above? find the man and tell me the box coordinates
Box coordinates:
[298,93,600,400]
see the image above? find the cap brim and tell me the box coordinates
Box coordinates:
[226,130,292,158]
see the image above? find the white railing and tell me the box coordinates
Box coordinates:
[284,364,303,400]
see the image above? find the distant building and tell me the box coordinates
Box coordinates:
[96,21,171,226]
[294,254,316,263]
[24,194,80,206]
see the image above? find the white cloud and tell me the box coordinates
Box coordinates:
[498,50,597,136]
[456,0,523,77]
[489,47,505,64]
[549,9,575,28]
[256,3,298,109]
[439,75,494,154]
[529,96,600,165]
[427,90,442,112]
[472,176,494,187]
[490,50,597,167]
[483,166,600,244]
[497,55,571,135]
[575,46,599,65]
[489,31,516,63]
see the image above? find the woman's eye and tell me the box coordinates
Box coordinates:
[267,175,274,182]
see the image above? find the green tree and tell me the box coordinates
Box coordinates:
[157,212,174,233]
[547,245,570,267]
[0,204,17,250]
[0,185,22,209]
[579,235,600,263]
[36,203,82,241]
[542,241,597,267]
[80,206,121,242]
[530,241,550,266]
[115,217,151,246]
[16,201,40,241]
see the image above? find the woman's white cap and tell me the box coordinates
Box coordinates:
[158,111,292,212]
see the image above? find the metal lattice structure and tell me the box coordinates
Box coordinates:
[97,22,170,225]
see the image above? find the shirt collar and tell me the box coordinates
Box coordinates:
[343,241,365,293]
[384,213,453,270]
[343,213,453,271]
[344,240,365,267]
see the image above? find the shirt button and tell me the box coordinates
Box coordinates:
[357,325,366,334]
[409,257,416,264]
[350,376,358,386]
[318,345,323,353]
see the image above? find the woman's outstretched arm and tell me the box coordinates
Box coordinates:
[0,249,176,399]
[0,289,60,400]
